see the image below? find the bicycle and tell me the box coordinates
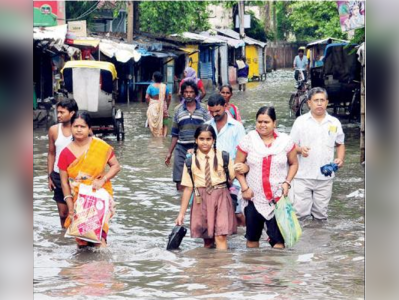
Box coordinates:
[289,70,310,117]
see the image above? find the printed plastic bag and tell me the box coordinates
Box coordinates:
[275,196,302,247]
[65,184,110,243]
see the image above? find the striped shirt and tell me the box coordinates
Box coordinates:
[172,101,211,144]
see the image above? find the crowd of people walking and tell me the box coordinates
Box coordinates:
[47,64,345,250]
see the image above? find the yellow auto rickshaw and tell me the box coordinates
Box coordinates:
[61,60,125,141]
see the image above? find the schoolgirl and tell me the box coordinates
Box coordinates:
[175,124,237,250]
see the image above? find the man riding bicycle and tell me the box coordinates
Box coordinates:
[293,46,309,84]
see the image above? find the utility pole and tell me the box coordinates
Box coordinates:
[238,0,245,57]
[273,1,277,42]
[127,1,134,42]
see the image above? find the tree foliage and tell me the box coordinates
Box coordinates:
[282,1,346,42]
[65,1,100,24]
[139,1,211,35]
[245,11,269,41]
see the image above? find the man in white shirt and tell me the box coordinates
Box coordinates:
[293,47,309,82]
[290,87,345,220]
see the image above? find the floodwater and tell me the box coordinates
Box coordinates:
[33,70,364,300]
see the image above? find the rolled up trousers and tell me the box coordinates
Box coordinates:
[290,178,333,220]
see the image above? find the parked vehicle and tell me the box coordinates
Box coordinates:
[61,60,125,141]
[308,42,361,121]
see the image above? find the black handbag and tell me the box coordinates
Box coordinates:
[166,225,187,250]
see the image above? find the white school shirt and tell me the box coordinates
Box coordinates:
[290,112,345,180]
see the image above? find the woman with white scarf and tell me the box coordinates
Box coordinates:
[235,106,298,249]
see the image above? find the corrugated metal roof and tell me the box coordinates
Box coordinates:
[170,32,225,45]
[99,39,141,63]
[215,28,267,48]
[199,31,244,49]
[33,24,67,45]
[307,37,349,47]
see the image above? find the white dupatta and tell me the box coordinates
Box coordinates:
[248,130,291,157]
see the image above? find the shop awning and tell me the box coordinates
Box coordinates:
[99,39,141,63]
[33,24,67,46]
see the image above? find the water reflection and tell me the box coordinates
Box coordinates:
[34,70,364,299]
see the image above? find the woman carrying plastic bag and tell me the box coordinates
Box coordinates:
[275,196,302,248]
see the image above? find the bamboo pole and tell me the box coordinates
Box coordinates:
[360,64,365,163]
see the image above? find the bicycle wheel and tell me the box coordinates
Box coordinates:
[289,93,297,117]
[349,89,361,121]
[299,97,310,116]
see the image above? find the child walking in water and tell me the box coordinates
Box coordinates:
[175,124,237,250]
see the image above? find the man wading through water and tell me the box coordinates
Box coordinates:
[47,98,78,228]
[165,81,210,191]
[206,94,248,226]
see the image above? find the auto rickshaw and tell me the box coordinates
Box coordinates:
[289,39,361,121]
[307,42,361,120]
[61,60,125,141]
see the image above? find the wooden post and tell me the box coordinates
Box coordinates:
[360,64,365,163]
[127,1,134,43]
[238,0,245,57]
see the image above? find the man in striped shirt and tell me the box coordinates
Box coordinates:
[165,81,210,191]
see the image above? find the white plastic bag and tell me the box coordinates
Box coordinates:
[65,184,110,243]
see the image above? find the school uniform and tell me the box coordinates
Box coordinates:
[181,150,237,239]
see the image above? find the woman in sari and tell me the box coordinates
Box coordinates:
[146,71,171,137]
[59,111,121,248]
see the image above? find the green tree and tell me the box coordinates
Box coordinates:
[285,1,346,42]
[139,1,210,35]
[66,1,100,24]
[275,1,292,41]
[245,11,269,41]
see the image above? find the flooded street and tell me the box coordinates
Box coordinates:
[34,70,364,299]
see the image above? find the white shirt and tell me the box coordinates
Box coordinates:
[54,124,72,173]
[293,55,308,70]
[290,112,344,180]
[206,114,246,161]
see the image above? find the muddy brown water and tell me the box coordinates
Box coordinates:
[34,70,364,299]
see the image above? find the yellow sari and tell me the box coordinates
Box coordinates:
[147,83,166,137]
[64,137,115,245]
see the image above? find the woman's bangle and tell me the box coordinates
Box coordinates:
[103,175,108,182]
[241,187,250,193]
[63,195,73,201]
[282,180,291,189]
